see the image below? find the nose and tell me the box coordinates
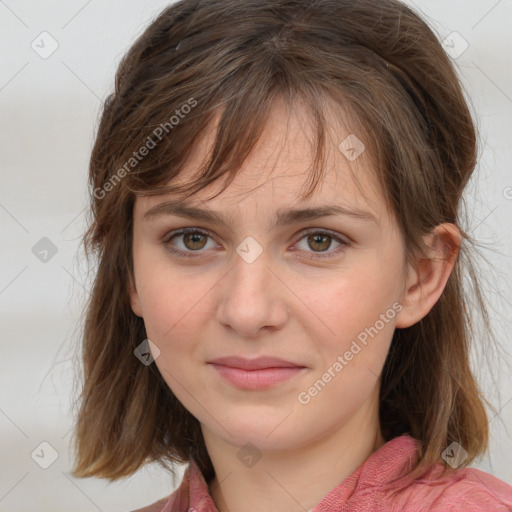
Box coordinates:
[216,244,289,338]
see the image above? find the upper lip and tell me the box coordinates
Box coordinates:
[208,356,305,370]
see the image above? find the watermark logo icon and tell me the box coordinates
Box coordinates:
[134,339,161,365]
[32,237,58,263]
[31,441,59,469]
[236,442,262,468]
[441,441,468,469]
[338,134,366,161]
[236,236,263,264]
[31,31,59,59]
[442,32,469,59]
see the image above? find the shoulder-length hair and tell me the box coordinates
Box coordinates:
[72,0,492,483]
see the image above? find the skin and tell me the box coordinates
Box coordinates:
[129,98,461,512]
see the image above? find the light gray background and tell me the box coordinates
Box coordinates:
[0,1,511,511]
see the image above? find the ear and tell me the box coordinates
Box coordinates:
[127,272,143,318]
[395,223,461,329]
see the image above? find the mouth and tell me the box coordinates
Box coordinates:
[207,356,307,390]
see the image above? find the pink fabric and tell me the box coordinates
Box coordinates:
[133,434,512,512]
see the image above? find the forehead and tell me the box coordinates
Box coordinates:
[135,96,383,218]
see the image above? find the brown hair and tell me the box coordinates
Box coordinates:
[72,0,493,483]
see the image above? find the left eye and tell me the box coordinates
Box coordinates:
[162,228,348,260]
[294,231,346,259]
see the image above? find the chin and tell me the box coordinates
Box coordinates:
[211,416,309,451]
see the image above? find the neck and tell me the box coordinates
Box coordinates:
[203,399,385,512]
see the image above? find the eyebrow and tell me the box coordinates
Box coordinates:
[142,199,379,229]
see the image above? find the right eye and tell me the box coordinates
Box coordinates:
[162,228,217,258]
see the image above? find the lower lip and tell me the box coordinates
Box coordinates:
[209,364,306,390]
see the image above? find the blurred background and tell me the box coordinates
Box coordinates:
[1,0,511,510]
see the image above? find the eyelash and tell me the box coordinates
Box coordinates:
[161,227,349,260]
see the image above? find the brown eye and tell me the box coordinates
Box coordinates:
[182,232,208,250]
[306,233,332,252]
[162,228,215,258]
[294,230,349,260]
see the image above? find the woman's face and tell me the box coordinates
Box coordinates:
[129,100,411,453]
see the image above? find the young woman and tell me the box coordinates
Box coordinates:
[72,0,512,510]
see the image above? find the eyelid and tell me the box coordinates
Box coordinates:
[161,226,210,241]
[299,227,351,244]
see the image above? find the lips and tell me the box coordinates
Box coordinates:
[207,356,307,390]
[207,356,305,370]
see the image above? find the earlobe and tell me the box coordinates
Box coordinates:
[395,223,461,329]
[127,274,143,318]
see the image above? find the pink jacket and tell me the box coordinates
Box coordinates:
[133,434,512,511]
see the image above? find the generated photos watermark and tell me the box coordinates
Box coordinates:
[297,301,403,405]
[93,97,198,200]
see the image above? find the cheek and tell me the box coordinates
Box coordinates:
[136,267,203,351]
[296,262,399,374]
[140,275,205,399]
[302,265,398,335]
[134,243,204,331]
